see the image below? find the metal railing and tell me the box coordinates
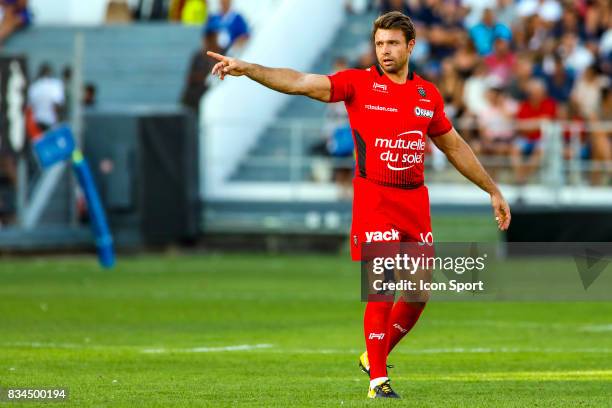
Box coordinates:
[204,118,612,189]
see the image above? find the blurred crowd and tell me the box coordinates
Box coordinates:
[338,0,611,184]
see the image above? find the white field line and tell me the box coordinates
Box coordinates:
[400,370,612,381]
[579,324,612,332]
[272,347,612,355]
[3,342,612,355]
[141,344,273,354]
[431,319,612,333]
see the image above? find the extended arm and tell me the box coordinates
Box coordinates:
[432,127,511,231]
[207,51,332,102]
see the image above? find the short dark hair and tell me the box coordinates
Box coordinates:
[372,11,416,44]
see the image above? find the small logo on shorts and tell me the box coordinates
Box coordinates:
[353,235,358,246]
[368,333,385,340]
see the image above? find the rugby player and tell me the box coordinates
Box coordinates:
[207,11,511,399]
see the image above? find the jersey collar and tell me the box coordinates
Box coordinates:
[375,64,414,81]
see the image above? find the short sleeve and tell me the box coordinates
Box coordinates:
[327,69,357,104]
[427,87,453,137]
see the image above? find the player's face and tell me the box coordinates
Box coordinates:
[374,29,414,74]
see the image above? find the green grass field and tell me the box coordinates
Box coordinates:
[1,216,611,407]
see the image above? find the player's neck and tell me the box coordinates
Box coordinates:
[381,65,410,85]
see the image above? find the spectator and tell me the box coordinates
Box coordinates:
[558,32,595,74]
[205,0,249,52]
[473,84,518,177]
[27,63,65,132]
[484,37,516,86]
[462,62,490,117]
[469,8,512,55]
[511,78,557,183]
[543,55,574,103]
[437,58,463,120]
[133,0,169,21]
[311,58,354,196]
[181,22,223,112]
[379,0,410,15]
[83,83,97,107]
[169,0,207,25]
[460,0,497,29]
[496,0,518,29]
[517,0,562,23]
[507,54,534,101]
[475,84,518,153]
[0,0,31,45]
[453,33,479,80]
[552,6,585,40]
[61,66,73,118]
[105,0,132,24]
[590,87,612,185]
[570,64,603,120]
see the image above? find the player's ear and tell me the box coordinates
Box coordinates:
[407,39,416,52]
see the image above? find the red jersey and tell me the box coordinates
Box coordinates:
[327,65,452,189]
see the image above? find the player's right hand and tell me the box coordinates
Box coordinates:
[207,51,247,80]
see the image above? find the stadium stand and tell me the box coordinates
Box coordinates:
[4,24,200,107]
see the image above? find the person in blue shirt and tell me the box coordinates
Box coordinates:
[205,0,249,51]
[469,8,512,56]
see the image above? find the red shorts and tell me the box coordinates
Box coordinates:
[350,176,433,261]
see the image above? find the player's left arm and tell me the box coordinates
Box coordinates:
[431,128,511,231]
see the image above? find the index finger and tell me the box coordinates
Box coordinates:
[206,51,226,62]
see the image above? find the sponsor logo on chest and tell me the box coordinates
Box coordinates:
[414,106,434,118]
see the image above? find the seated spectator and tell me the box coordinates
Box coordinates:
[462,62,490,117]
[437,58,463,120]
[552,6,585,40]
[27,63,65,132]
[205,0,249,52]
[484,37,516,86]
[543,54,574,104]
[83,83,97,108]
[517,0,562,24]
[169,0,207,25]
[558,32,595,74]
[460,0,497,29]
[590,87,612,185]
[570,64,603,121]
[133,0,169,21]
[105,0,132,24]
[0,0,31,45]
[312,58,353,196]
[507,54,534,101]
[181,22,223,112]
[379,0,410,16]
[510,79,557,184]
[557,100,587,162]
[474,84,518,160]
[469,8,512,56]
[496,0,517,29]
[452,33,479,80]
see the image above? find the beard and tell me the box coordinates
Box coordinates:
[379,57,407,74]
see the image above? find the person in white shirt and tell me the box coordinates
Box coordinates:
[27,63,65,131]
